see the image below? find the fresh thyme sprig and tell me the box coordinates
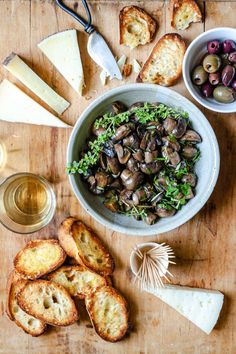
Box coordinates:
[123,206,148,219]
[94,111,131,130]
[192,149,201,163]
[67,132,109,175]
[67,114,131,175]
[132,103,189,124]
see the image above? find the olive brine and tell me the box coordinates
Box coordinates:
[67,102,201,225]
[192,39,236,103]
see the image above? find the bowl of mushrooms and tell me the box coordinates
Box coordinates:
[67,84,219,236]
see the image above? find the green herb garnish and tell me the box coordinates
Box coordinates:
[133,103,189,124]
[155,177,191,210]
[192,149,201,163]
[123,206,148,219]
[175,162,189,179]
[168,134,177,142]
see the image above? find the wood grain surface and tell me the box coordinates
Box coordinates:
[0,1,235,353]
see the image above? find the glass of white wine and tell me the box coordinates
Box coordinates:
[0,173,56,233]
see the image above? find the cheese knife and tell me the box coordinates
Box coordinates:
[55,0,122,80]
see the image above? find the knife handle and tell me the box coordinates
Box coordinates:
[55,0,95,34]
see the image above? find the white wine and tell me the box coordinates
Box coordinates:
[4,176,49,225]
[0,173,56,233]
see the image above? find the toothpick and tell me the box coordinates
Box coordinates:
[132,242,175,291]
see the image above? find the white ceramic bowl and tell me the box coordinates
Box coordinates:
[183,27,236,113]
[67,84,220,236]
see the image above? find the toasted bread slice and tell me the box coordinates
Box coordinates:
[47,265,110,299]
[6,272,46,336]
[137,33,186,86]
[58,217,114,276]
[17,280,78,326]
[171,0,202,30]
[14,239,66,280]
[85,286,129,342]
[120,6,156,49]
[6,271,23,320]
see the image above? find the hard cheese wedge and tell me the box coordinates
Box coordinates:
[147,285,224,334]
[38,30,84,95]
[3,53,70,115]
[0,79,71,128]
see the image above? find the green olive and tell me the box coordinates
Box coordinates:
[191,65,208,85]
[213,86,235,103]
[203,54,221,73]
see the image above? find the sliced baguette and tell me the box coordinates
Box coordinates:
[17,280,78,326]
[47,265,110,299]
[137,33,186,86]
[171,0,202,30]
[6,272,46,336]
[120,6,156,49]
[58,217,114,276]
[85,286,129,342]
[14,239,66,280]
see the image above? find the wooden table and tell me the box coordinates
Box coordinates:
[0,1,235,353]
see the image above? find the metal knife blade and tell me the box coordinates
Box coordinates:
[87,31,122,80]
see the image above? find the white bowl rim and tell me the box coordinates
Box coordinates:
[130,242,167,276]
[67,83,220,236]
[183,27,236,113]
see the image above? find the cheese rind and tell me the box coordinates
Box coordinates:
[38,30,84,95]
[3,53,70,115]
[147,285,224,334]
[0,79,71,128]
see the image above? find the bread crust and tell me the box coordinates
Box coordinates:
[58,217,114,276]
[6,271,21,321]
[47,265,110,299]
[58,217,80,261]
[85,286,129,342]
[137,33,186,86]
[14,239,66,280]
[6,273,46,336]
[120,6,156,48]
[171,0,202,30]
[17,280,79,326]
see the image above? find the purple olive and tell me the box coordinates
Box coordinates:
[209,72,221,85]
[222,65,235,87]
[231,80,236,91]
[201,82,214,97]
[222,39,236,54]
[207,40,221,54]
[229,51,236,63]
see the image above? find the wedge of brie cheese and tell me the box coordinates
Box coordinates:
[147,285,224,334]
[38,29,84,95]
[3,53,70,115]
[0,79,71,128]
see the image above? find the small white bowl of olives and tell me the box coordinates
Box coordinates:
[183,27,236,113]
